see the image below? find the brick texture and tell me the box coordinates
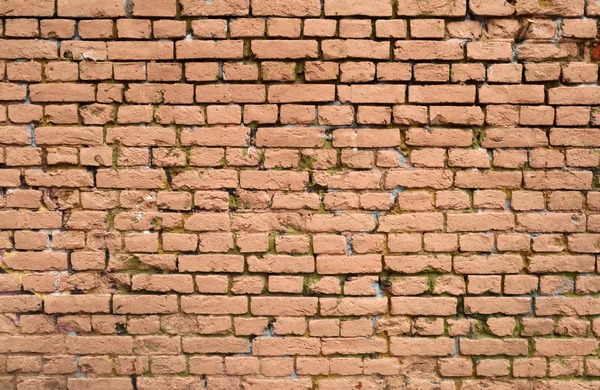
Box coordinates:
[0,0,599,389]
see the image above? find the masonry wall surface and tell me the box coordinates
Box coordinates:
[1,0,600,388]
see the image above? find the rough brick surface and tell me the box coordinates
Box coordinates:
[0,1,600,388]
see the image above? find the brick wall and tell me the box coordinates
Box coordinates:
[0,0,600,388]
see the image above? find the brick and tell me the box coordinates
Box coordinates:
[467,42,513,61]
[0,83,26,101]
[411,19,445,39]
[322,337,385,355]
[385,170,453,189]
[61,41,107,61]
[430,106,484,126]
[196,84,265,103]
[316,255,381,274]
[550,128,600,147]
[447,213,515,232]
[465,297,531,315]
[391,297,456,315]
[0,296,42,312]
[179,254,244,272]
[409,85,475,104]
[456,171,522,189]
[251,297,317,316]
[517,213,586,233]
[171,170,238,190]
[395,41,464,60]
[529,255,595,273]
[535,338,598,356]
[390,337,455,356]
[0,0,54,16]
[518,42,578,61]
[268,84,334,103]
[550,87,600,105]
[106,127,175,146]
[65,336,132,355]
[180,0,249,16]
[256,127,324,148]
[482,128,548,148]
[524,171,592,190]
[406,128,472,147]
[254,337,320,356]
[320,297,387,316]
[30,84,95,102]
[177,40,244,59]
[24,169,94,187]
[133,0,175,16]
[398,0,465,15]
[479,85,545,104]
[182,296,248,314]
[516,0,584,16]
[338,85,406,104]
[253,40,318,59]
[247,254,314,273]
[325,0,392,16]
[0,336,63,353]
[68,379,132,390]
[113,295,177,314]
[460,339,528,356]
[0,39,57,59]
[385,255,451,273]
[57,0,124,16]
[253,0,319,16]
[96,169,167,189]
[314,171,381,189]
[108,42,173,60]
[323,40,390,60]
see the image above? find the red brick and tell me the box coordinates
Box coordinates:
[58,0,124,17]
[45,295,110,314]
[395,41,464,60]
[177,40,244,59]
[133,0,175,16]
[398,0,466,16]
[0,39,57,59]
[0,0,55,16]
[108,42,173,60]
[30,84,95,102]
[325,0,392,16]
[323,40,390,60]
[390,337,455,356]
[180,0,249,16]
[252,40,318,59]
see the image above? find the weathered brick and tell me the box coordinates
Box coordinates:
[390,337,455,356]
[0,39,57,59]
[180,0,249,16]
[177,40,244,59]
[323,40,390,60]
[479,85,545,104]
[30,84,95,102]
[395,41,464,60]
[254,0,319,16]
[251,297,317,316]
[58,0,125,17]
[325,0,391,16]
[461,339,528,356]
[108,42,173,60]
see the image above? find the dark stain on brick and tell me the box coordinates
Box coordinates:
[591,43,600,61]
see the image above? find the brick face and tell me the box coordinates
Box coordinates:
[0,1,599,388]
